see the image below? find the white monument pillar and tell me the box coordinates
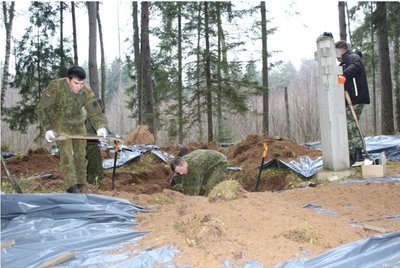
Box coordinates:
[315,34,350,170]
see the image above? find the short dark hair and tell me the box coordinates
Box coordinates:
[67,66,86,80]
[170,156,184,172]
[177,144,188,157]
[335,40,348,50]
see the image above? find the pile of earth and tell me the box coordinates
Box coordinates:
[2,134,322,195]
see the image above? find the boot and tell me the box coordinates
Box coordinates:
[354,148,364,162]
[349,154,356,166]
[66,184,81,193]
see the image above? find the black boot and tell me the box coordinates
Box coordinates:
[66,184,81,193]
[354,148,364,162]
[349,154,356,166]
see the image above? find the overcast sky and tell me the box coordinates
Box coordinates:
[1,0,358,72]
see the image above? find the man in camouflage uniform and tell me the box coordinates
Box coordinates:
[37,66,110,193]
[335,40,370,165]
[170,149,228,196]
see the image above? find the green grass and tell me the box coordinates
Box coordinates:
[1,177,37,193]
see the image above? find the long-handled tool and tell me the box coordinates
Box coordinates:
[255,143,268,192]
[111,140,120,190]
[344,91,373,161]
[54,134,122,143]
[53,133,122,190]
[1,156,23,193]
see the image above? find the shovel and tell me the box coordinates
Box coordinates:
[255,143,268,192]
[344,91,372,161]
[111,140,120,190]
[54,133,122,143]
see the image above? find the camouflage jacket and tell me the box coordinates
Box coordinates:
[172,149,228,196]
[37,78,107,133]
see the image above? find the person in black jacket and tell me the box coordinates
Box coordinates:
[335,40,370,165]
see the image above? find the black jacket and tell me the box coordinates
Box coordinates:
[340,51,370,105]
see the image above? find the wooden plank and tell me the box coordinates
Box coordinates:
[37,251,76,268]
[361,224,390,233]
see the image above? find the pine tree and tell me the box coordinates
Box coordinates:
[2,2,73,133]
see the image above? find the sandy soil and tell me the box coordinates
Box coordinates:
[2,134,400,267]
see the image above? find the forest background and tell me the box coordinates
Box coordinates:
[1,1,399,153]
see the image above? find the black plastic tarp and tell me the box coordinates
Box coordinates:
[273,232,400,268]
[0,194,179,268]
[304,135,400,160]
[260,135,400,178]
[102,144,173,169]
[260,157,323,178]
[2,194,400,267]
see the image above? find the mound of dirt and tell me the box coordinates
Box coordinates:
[2,134,322,194]
[3,148,60,179]
[124,124,155,145]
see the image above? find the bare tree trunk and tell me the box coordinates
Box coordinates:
[370,3,377,134]
[141,2,155,134]
[204,2,213,142]
[196,2,203,141]
[87,2,100,98]
[345,2,353,47]
[71,1,78,65]
[1,2,15,108]
[59,2,66,76]
[284,86,290,138]
[395,28,400,132]
[261,1,269,134]
[177,3,183,143]
[216,3,223,142]
[392,4,400,132]
[96,2,106,107]
[132,2,142,124]
[338,1,347,41]
[376,2,394,134]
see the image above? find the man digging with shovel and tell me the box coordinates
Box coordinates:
[37,66,119,193]
[335,40,370,166]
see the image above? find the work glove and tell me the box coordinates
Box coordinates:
[96,128,108,138]
[45,130,56,143]
[337,75,346,84]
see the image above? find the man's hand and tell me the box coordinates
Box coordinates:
[338,75,346,84]
[96,128,108,138]
[45,130,56,143]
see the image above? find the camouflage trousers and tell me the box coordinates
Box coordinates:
[346,104,364,154]
[85,120,103,185]
[55,124,87,189]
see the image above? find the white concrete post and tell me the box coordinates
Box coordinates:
[315,35,350,170]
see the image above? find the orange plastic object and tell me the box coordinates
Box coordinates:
[338,75,346,84]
